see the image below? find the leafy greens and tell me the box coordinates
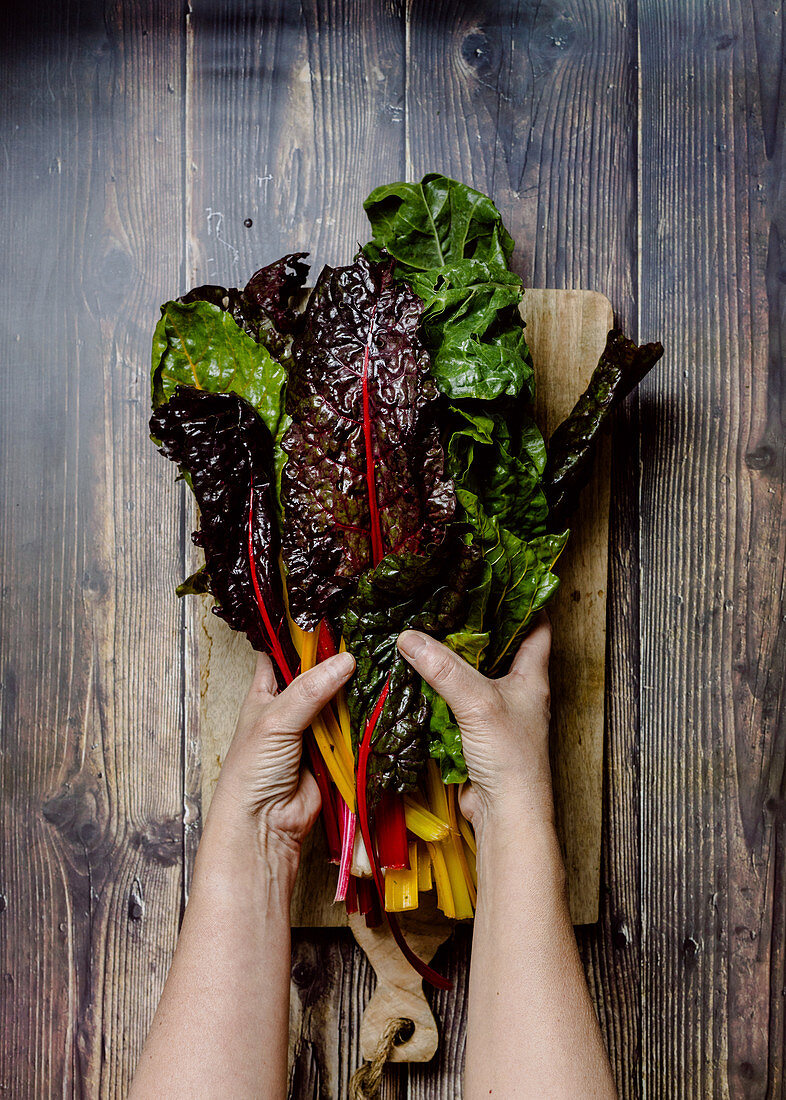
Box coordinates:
[150,387,297,685]
[281,252,454,632]
[543,328,665,528]
[150,172,663,798]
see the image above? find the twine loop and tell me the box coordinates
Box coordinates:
[349,1017,415,1099]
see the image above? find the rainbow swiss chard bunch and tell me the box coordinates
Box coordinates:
[149,176,663,987]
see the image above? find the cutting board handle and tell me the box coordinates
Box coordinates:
[349,911,453,1064]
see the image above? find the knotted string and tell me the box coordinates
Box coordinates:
[349,1017,415,1099]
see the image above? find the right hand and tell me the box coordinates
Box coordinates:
[396,613,554,831]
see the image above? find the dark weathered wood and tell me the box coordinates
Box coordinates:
[0,2,187,1095]
[184,2,408,1096]
[2,2,784,1097]
[638,2,785,1096]
[404,2,640,1094]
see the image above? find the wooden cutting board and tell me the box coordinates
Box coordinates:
[197,288,613,928]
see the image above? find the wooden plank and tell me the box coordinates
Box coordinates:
[638,2,785,1096]
[183,2,407,1094]
[185,0,406,286]
[526,290,613,925]
[0,2,188,1096]
[403,2,640,1094]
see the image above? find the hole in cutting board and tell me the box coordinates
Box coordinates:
[394,1019,415,1047]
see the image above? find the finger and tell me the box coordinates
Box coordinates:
[397,630,491,723]
[298,767,321,814]
[506,612,552,681]
[250,652,278,699]
[260,651,355,735]
[457,779,479,823]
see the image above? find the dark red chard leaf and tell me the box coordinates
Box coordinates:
[342,537,481,797]
[243,252,310,334]
[282,252,455,630]
[179,252,309,363]
[543,329,664,528]
[150,386,298,685]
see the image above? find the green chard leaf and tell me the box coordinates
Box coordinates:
[425,489,566,782]
[406,260,533,402]
[150,299,289,493]
[456,488,567,673]
[428,691,469,784]
[446,401,548,541]
[151,301,286,433]
[363,173,514,271]
[342,537,481,799]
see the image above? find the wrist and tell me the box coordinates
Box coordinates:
[473,797,562,872]
[471,779,556,839]
[195,800,302,896]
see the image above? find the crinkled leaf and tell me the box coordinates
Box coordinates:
[427,690,469,784]
[243,252,310,334]
[180,252,309,365]
[456,489,567,675]
[151,300,287,434]
[544,329,664,527]
[426,492,566,779]
[282,253,454,630]
[363,173,514,272]
[447,400,546,476]
[150,299,289,492]
[446,402,548,540]
[343,539,481,799]
[150,387,297,684]
[426,621,492,784]
[407,260,533,401]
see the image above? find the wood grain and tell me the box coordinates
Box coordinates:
[638,2,786,1096]
[2,3,782,1099]
[527,290,613,925]
[403,3,641,1094]
[0,2,187,1095]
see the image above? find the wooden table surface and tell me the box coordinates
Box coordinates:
[1,2,783,1097]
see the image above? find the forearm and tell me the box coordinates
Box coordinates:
[464,809,616,1099]
[130,812,297,1099]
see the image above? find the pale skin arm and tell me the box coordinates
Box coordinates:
[129,650,356,1100]
[398,616,617,1100]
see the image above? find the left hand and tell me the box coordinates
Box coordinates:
[208,650,355,855]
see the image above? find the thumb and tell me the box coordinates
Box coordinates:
[506,612,552,682]
[250,652,278,699]
[397,630,493,726]
[259,651,356,735]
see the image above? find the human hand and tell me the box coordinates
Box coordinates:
[207,650,355,856]
[397,614,554,833]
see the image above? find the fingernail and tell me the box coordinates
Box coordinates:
[328,651,355,676]
[397,630,428,661]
